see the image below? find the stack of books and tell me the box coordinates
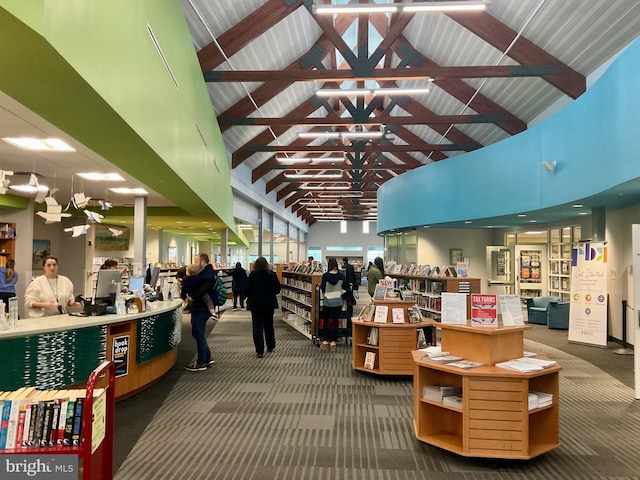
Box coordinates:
[496,357,557,373]
[422,384,462,403]
[528,391,553,410]
[442,395,463,409]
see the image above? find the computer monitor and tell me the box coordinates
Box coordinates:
[95,269,122,304]
[128,275,144,293]
[149,267,160,289]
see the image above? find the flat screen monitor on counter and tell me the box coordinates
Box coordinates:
[128,275,144,293]
[95,269,122,305]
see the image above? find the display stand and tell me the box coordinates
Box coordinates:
[0,360,115,479]
[413,322,560,459]
[352,299,432,375]
[280,270,322,340]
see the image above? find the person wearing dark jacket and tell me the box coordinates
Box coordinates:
[320,258,346,351]
[245,257,281,358]
[231,262,249,310]
[181,253,217,371]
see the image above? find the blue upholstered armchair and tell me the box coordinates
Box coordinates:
[547,301,570,329]
[526,296,560,325]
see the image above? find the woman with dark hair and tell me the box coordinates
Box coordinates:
[231,262,248,310]
[0,259,18,304]
[367,256,385,297]
[245,257,281,358]
[24,255,81,317]
[320,257,345,351]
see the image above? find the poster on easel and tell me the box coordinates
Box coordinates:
[568,242,608,347]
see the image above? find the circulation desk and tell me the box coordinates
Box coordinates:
[0,300,182,400]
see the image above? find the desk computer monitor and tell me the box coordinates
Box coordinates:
[149,267,160,289]
[95,269,122,305]
[128,275,144,293]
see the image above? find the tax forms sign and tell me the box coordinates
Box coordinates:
[568,242,608,347]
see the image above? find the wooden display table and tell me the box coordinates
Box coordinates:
[412,322,561,459]
[352,299,432,375]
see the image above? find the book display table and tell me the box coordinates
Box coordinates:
[352,299,432,375]
[412,322,561,459]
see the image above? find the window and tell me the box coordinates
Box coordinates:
[340,221,347,233]
[363,221,369,234]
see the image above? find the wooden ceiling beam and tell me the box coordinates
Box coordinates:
[197,0,304,71]
[446,11,585,99]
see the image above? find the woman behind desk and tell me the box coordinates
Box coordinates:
[25,255,81,317]
[0,259,18,304]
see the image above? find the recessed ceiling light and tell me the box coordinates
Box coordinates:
[109,187,148,195]
[465,221,472,224]
[572,204,583,208]
[517,214,527,217]
[2,137,75,152]
[529,220,537,223]
[77,172,125,181]
[579,212,589,215]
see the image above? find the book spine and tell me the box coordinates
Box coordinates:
[40,402,53,447]
[14,404,27,450]
[0,400,10,450]
[5,399,20,449]
[71,398,84,446]
[33,401,48,448]
[48,400,61,446]
[21,403,33,448]
[56,400,68,445]
[26,402,39,447]
[63,400,75,446]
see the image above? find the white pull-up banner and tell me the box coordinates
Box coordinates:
[568,242,608,347]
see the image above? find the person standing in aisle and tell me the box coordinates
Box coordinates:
[320,258,345,352]
[341,257,357,336]
[0,259,18,305]
[367,257,385,297]
[182,253,217,372]
[231,262,248,310]
[245,257,281,358]
[24,256,81,317]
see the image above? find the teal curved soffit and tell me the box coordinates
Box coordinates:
[378,36,640,234]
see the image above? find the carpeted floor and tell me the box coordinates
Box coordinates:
[112,305,640,480]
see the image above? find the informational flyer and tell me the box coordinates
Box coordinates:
[568,242,608,346]
[112,335,130,378]
[471,294,497,326]
[441,292,467,325]
[499,294,524,326]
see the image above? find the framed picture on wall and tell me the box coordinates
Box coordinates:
[167,246,177,264]
[32,239,51,270]
[449,248,463,265]
[94,225,130,250]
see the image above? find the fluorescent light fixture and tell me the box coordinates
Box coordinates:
[298,130,384,140]
[2,137,75,152]
[298,132,341,139]
[77,172,125,181]
[344,131,384,139]
[109,187,148,195]
[276,156,344,163]
[300,185,351,190]
[284,173,343,179]
[316,86,431,98]
[312,1,487,15]
[319,192,364,198]
[9,184,49,193]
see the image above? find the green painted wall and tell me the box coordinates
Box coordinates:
[0,1,233,227]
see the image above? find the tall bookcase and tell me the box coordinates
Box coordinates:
[387,273,481,320]
[280,270,322,340]
[0,222,16,267]
[548,227,575,301]
[412,323,560,459]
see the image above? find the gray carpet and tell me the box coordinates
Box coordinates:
[114,308,640,480]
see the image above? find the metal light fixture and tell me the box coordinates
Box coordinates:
[541,160,557,172]
[312,1,488,15]
[316,85,432,97]
[276,155,344,164]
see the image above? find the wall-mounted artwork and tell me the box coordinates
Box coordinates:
[95,225,130,250]
[32,239,51,270]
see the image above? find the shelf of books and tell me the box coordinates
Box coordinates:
[385,266,480,321]
[280,269,322,340]
[352,299,433,376]
[0,223,16,266]
[412,322,561,459]
[0,360,115,479]
[548,242,573,301]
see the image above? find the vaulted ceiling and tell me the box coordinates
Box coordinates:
[181,0,640,226]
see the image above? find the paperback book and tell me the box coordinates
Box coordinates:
[363,352,376,370]
[373,305,388,323]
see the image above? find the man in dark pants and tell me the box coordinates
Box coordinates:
[181,253,217,372]
[342,257,357,337]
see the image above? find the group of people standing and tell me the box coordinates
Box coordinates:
[180,254,281,370]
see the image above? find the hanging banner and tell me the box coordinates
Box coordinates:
[568,242,608,346]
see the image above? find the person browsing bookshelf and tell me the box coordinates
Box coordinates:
[24,256,81,317]
[245,257,281,358]
[367,257,385,298]
[320,258,346,352]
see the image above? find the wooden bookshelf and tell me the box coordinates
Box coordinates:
[280,270,322,341]
[0,222,16,267]
[412,322,560,459]
[352,299,432,375]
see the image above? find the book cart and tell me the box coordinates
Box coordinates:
[352,299,432,375]
[1,360,115,479]
[280,270,322,341]
[412,323,561,459]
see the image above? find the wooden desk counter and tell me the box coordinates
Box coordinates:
[0,300,183,400]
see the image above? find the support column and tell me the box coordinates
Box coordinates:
[591,207,606,242]
[220,228,228,265]
[257,207,263,258]
[133,196,147,277]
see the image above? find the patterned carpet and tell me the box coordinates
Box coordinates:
[114,309,640,480]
